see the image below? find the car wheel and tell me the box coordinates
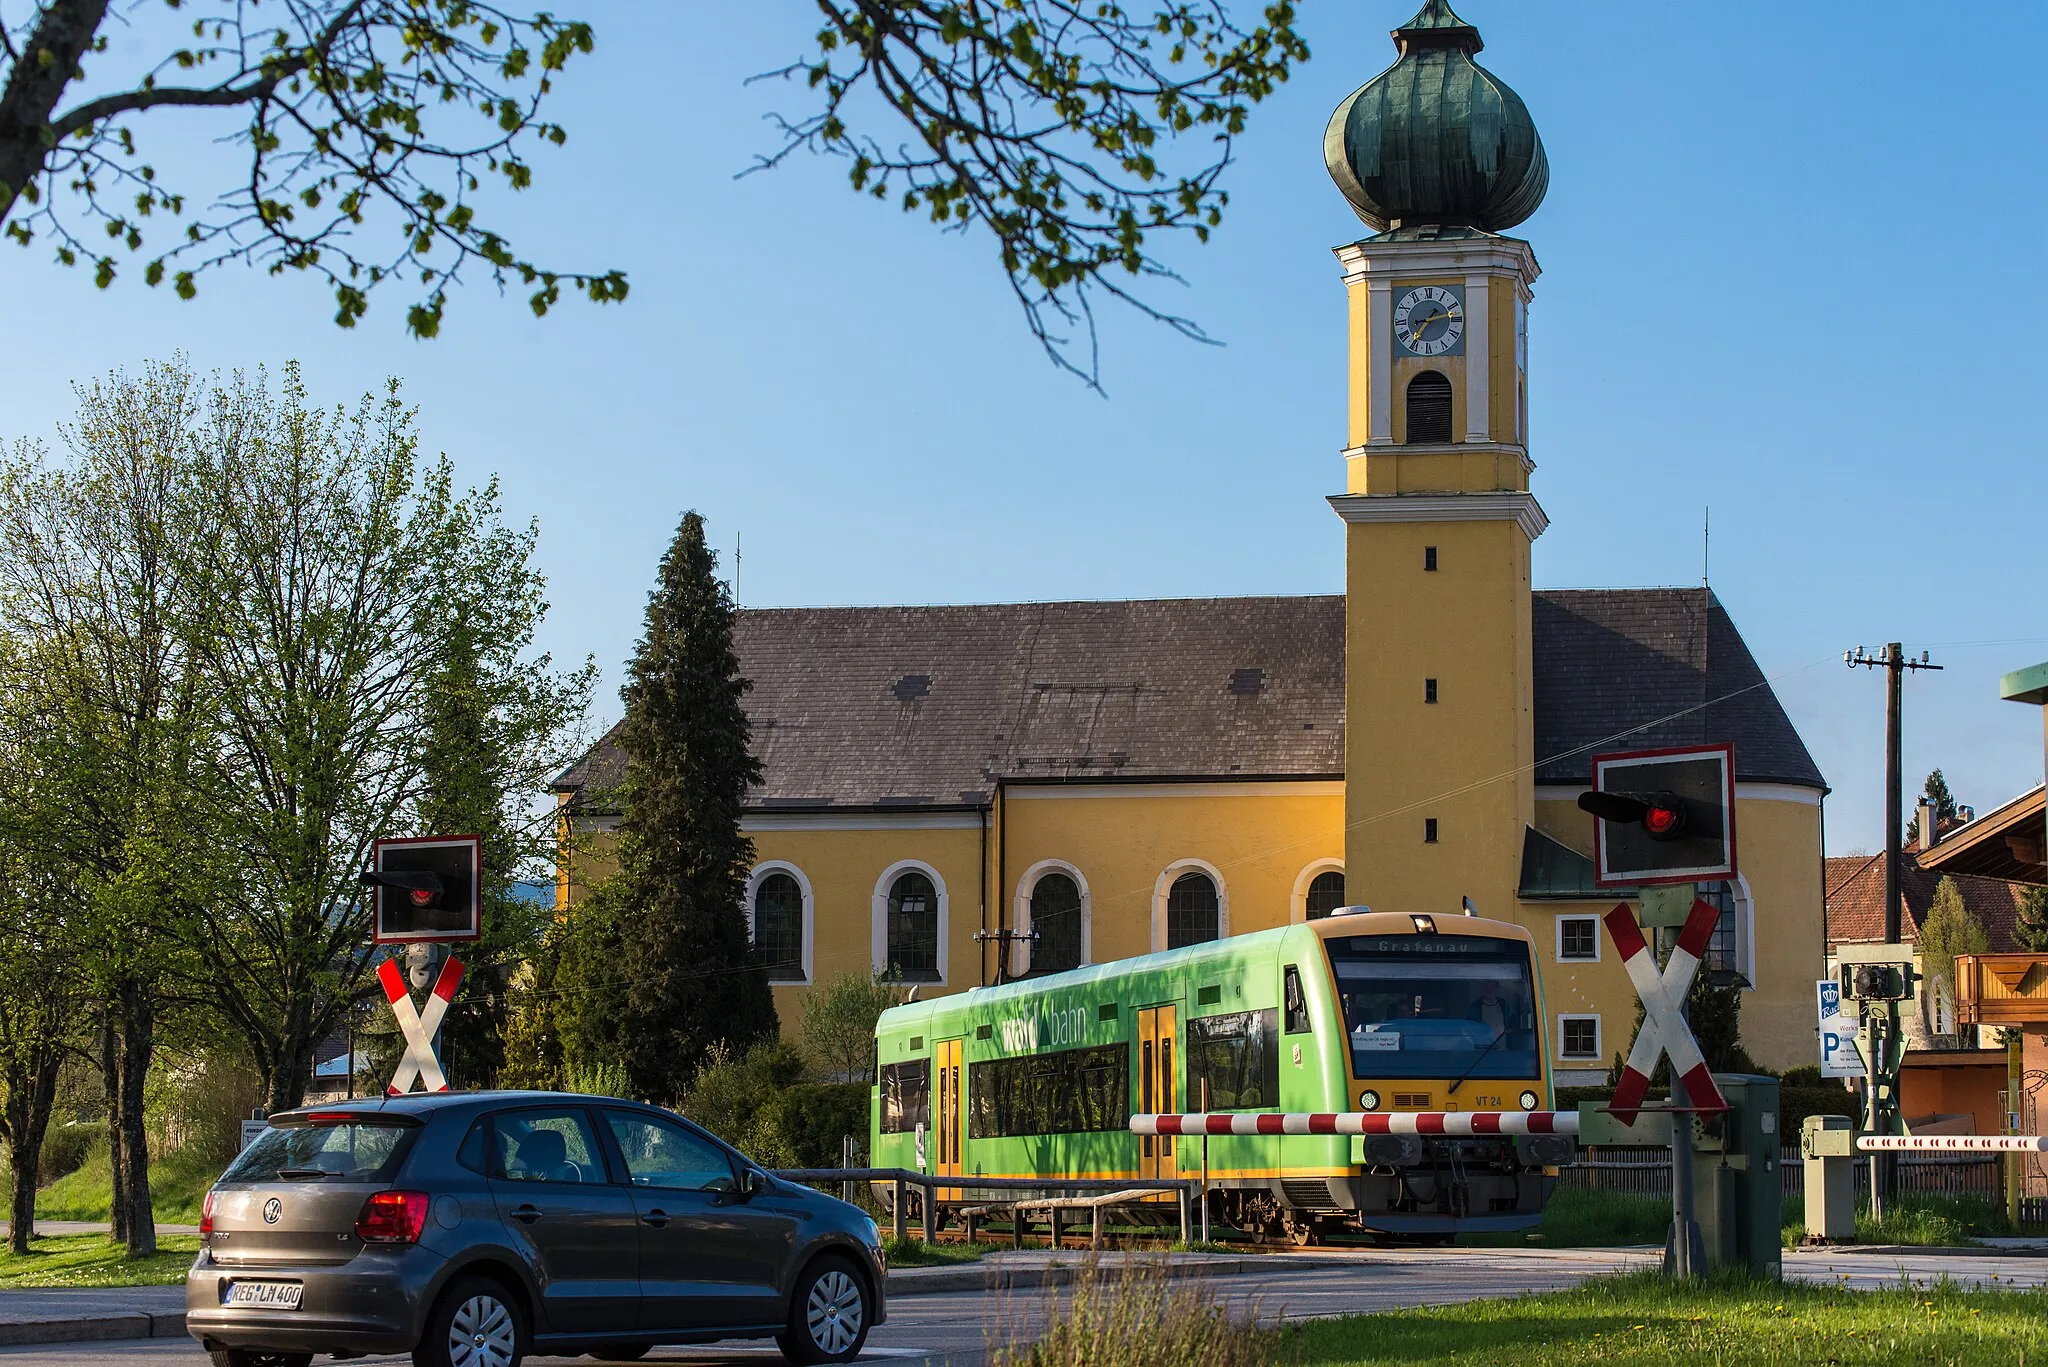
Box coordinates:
[776,1256,872,1365]
[412,1274,526,1367]
[208,1352,313,1367]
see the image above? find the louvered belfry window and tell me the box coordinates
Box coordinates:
[1406,370,1453,443]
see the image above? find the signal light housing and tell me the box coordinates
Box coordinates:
[200,1189,216,1238]
[355,1190,431,1244]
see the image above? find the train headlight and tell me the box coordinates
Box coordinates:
[1358,1089,1380,1111]
[1519,1090,1540,1111]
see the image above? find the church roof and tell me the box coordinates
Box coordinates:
[555,587,1825,808]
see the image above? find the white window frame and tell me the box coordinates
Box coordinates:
[871,859,949,986]
[1151,858,1229,952]
[1700,872,1757,989]
[745,860,814,985]
[1290,859,1347,924]
[1557,1013,1602,1062]
[1555,914,1601,963]
[1013,859,1091,978]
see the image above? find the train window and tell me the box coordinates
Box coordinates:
[968,1044,1130,1138]
[880,1060,930,1134]
[1325,935,1538,1083]
[1283,966,1311,1034]
[1187,1010,1280,1110]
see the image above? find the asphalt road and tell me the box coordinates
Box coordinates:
[5,1247,2043,1367]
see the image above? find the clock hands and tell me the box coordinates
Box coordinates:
[1405,306,1463,347]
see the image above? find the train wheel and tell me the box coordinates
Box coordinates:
[1282,1214,1322,1247]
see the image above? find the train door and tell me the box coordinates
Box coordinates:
[1137,1005,1177,1192]
[935,1038,964,1202]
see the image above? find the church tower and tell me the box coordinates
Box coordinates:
[1325,1,1549,917]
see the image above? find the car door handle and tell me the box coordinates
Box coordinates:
[641,1209,669,1228]
[511,1204,541,1224]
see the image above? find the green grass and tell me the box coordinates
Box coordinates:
[0,1233,199,1289]
[33,1145,222,1227]
[882,1236,998,1267]
[1292,1269,2048,1366]
[1459,1187,1670,1248]
[1778,1192,2014,1248]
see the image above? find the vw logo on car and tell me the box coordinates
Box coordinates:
[262,1197,282,1224]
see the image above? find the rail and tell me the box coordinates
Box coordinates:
[771,1166,1198,1244]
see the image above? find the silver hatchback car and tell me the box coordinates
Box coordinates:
[186,1091,886,1367]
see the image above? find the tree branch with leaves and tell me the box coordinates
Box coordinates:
[0,0,622,334]
[753,0,1307,385]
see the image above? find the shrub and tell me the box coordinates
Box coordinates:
[38,1121,106,1184]
[989,1255,1278,1367]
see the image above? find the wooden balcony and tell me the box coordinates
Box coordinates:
[1955,954,2048,1025]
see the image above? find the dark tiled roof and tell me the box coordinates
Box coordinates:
[1824,853,2031,953]
[556,588,1825,808]
[1531,589,1825,788]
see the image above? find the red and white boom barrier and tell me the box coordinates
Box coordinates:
[1857,1135,2048,1153]
[1130,1111,1580,1138]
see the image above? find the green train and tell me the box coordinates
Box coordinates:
[869,908,1568,1242]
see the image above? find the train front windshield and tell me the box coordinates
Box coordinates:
[1325,933,1539,1082]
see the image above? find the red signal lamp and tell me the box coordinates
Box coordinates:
[408,887,435,907]
[1643,802,1684,839]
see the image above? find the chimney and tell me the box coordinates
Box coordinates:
[1919,799,1939,852]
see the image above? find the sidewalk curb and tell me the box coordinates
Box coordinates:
[0,1310,186,1347]
[887,1253,1356,1296]
[1796,1243,2048,1259]
[0,1256,1346,1347]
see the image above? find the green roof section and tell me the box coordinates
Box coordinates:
[1518,827,1638,902]
[1324,2,1548,232]
[2001,661,2048,706]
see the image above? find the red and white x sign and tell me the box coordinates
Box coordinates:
[1604,899,1728,1126]
[378,956,465,1095]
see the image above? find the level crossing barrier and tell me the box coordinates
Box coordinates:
[770,1167,1197,1245]
[1856,1134,2048,1152]
[1129,1110,1580,1137]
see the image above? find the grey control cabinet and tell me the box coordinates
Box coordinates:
[1694,1074,1782,1278]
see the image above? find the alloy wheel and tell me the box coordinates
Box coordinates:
[448,1292,518,1367]
[805,1269,864,1356]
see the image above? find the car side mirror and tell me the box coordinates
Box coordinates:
[742,1168,769,1199]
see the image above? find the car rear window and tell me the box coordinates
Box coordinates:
[222,1117,418,1182]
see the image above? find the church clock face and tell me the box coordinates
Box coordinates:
[1393,284,1465,357]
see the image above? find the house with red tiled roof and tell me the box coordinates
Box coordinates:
[1824,851,2030,1132]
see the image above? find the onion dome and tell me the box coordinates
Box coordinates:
[1324,1,1548,233]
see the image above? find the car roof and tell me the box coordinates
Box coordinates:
[271,1090,659,1123]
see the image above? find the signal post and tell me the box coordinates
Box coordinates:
[361,834,484,1094]
[1576,744,1780,1280]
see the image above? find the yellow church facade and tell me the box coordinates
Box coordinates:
[553,0,1830,1083]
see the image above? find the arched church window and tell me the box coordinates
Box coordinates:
[887,871,941,982]
[1028,872,1084,975]
[1167,871,1221,949]
[1305,870,1346,920]
[1406,370,1453,443]
[1697,879,1751,987]
[751,871,805,982]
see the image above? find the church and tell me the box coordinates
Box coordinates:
[555,1,1828,1084]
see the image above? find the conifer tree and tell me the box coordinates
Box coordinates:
[1904,768,1960,844]
[2016,887,2048,953]
[600,512,776,1102]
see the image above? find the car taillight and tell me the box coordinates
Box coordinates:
[355,1190,430,1244]
[200,1190,216,1238]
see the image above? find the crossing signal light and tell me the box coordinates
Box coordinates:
[365,835,482,944]
[1581,745,1737,887]
[1577,789,1691,842]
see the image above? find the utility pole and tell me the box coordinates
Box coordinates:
[1845,642,1941,1215]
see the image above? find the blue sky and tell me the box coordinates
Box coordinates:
[5,2,2045,856]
